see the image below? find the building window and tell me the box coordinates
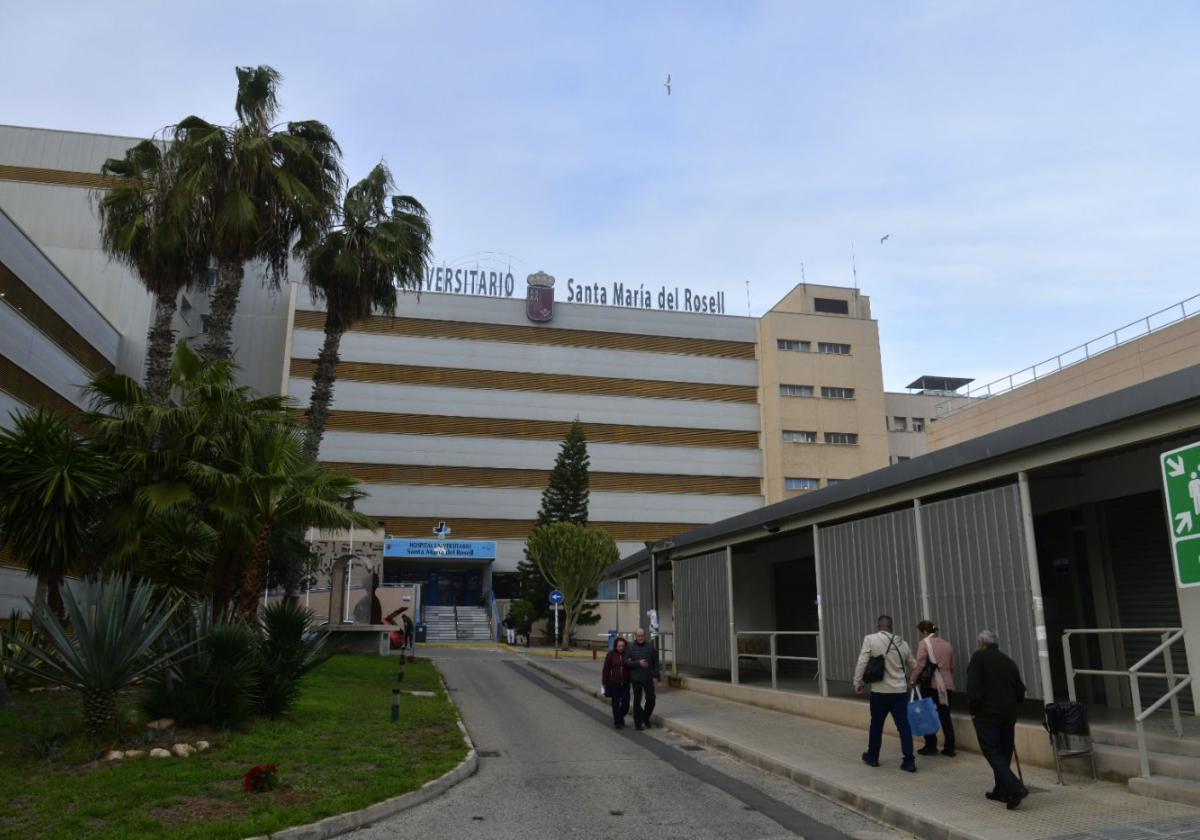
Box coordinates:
[618,577,638,601]
[200,314,212,335]
[821,386,855,399]
[814,297,850,315]
[891,416,908,431]
[912,417,925,433]
[777,338,811,352]
[827,478,845,486]
[780,384,814,398]
[783,430,817,443]
[785,477,820,491]
[824,432,858,445]
[818,342,851,355]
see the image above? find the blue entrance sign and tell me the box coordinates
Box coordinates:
[384,539,497,560]
[549,589,564,605]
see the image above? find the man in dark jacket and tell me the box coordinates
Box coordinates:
[625,627,660,731]
[967,629,1029,810]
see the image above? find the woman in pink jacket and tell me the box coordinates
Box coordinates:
[912,619,957,756]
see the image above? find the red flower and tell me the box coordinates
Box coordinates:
[242,763,279,793]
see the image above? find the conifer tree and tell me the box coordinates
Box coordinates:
[515,419,592,630]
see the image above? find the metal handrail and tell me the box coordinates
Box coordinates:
[735,631,820,690]
[936,293,1200,419]
[1062,627,1192,778]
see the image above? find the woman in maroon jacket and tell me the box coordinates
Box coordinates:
[602,636,632,729]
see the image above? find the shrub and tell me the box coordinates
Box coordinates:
[1,610,42,691]
[257,601,326,718]
[242,763,279,793]
[142,616,260,729]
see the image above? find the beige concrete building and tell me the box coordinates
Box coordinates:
[757,285,889,503]
[884,375,974,464]
[928,301,1200,451]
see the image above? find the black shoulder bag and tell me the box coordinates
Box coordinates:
[863,634,901,683]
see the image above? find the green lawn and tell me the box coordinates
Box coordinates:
[0,655,468,839]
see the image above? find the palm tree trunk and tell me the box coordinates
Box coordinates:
[238,519,274,620]
[144,292,180,403]
[202,261,244,362]
[304,323,345,462]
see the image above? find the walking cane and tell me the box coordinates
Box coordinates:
[1013,741,1025,786]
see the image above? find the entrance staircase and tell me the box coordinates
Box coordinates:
[422,606,495,643]
[1092,718,1200,805]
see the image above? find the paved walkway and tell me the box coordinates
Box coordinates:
[528,655,1200,840]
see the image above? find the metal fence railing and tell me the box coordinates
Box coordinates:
[734,631,820,691]
[936,293,1200,419]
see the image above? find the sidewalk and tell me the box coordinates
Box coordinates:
[526,656,1200,840]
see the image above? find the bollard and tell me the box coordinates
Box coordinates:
[592,646,597,660]
[397,656,406,683]
[391,688,400,722]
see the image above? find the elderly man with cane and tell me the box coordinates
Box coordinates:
[966,629,1029,810]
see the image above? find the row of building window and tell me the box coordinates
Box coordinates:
[782,430,858,445]
[784,476,846,491]
[890,416,925,432]
[779,384,856,399]
[777,339,852,355]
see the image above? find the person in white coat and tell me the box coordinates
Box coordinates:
[853,614,918,772]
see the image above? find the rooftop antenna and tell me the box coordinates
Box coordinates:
[801,261,806,285]
[851,241,858,291]
[745,279,752,317]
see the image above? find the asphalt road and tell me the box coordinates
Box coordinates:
[347,648,906,840]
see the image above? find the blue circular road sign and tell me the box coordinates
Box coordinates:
[549,589,564,605]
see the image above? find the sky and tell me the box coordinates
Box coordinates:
[3,1,1199,390]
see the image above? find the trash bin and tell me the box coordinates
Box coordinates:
[1043,701,1096,784]
[607,630,618,650]
[414,623,427,644]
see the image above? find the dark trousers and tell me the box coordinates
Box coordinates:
[867,691,914,763]
[609,683,630,725]
[632,680,656,726]
[973,717,1025,798]
[924,692,956,751]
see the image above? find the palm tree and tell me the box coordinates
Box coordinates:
[173,65,343,362]
[300,163,432,459]
[190,423,372,619]
[95,139,206,403]
[0,410,113,617]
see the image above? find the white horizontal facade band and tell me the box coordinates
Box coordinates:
[0,299,94,407]
[0,390,29,427]
[289,378,761,432]
[291,330,759,386]
[296,288,759,343]
[356,484,762,524]
[0,207,120,363]
[318,431,763,477]
[376,538,646,574]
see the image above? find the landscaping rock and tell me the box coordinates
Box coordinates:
[195,740,210,752]
[171,743,194,758]
[146,718,174,732]
[105,750,124,761]
[149,748,171,758]
[124,750,145,759]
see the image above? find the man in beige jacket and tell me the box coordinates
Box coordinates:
[853,614,918,771]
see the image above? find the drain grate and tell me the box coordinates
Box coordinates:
[477,750,502,758]
[679,745,705,752]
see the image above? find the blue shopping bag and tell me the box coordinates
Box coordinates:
[907,689,941,737]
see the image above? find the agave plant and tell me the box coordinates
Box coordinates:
[0,610,41,696]
[4,575,193,737]
[258,600,327,718]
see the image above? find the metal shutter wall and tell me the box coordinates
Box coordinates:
[1104,492,1192,713]
[675,550,731,671]
[819,509,921,684]
[922,485,1042,700]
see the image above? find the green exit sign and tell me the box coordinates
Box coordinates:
[1161,441,1200,588]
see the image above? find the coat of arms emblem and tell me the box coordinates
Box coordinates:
[526,271,555,322]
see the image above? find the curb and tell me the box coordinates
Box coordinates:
[249,665,479,840]
[525,659,983,840]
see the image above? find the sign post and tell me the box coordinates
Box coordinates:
[1160,442,1200,587]
[549,589,564,655]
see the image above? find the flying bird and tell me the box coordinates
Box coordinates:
[879,234,890,244]
[664,74,671,96]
